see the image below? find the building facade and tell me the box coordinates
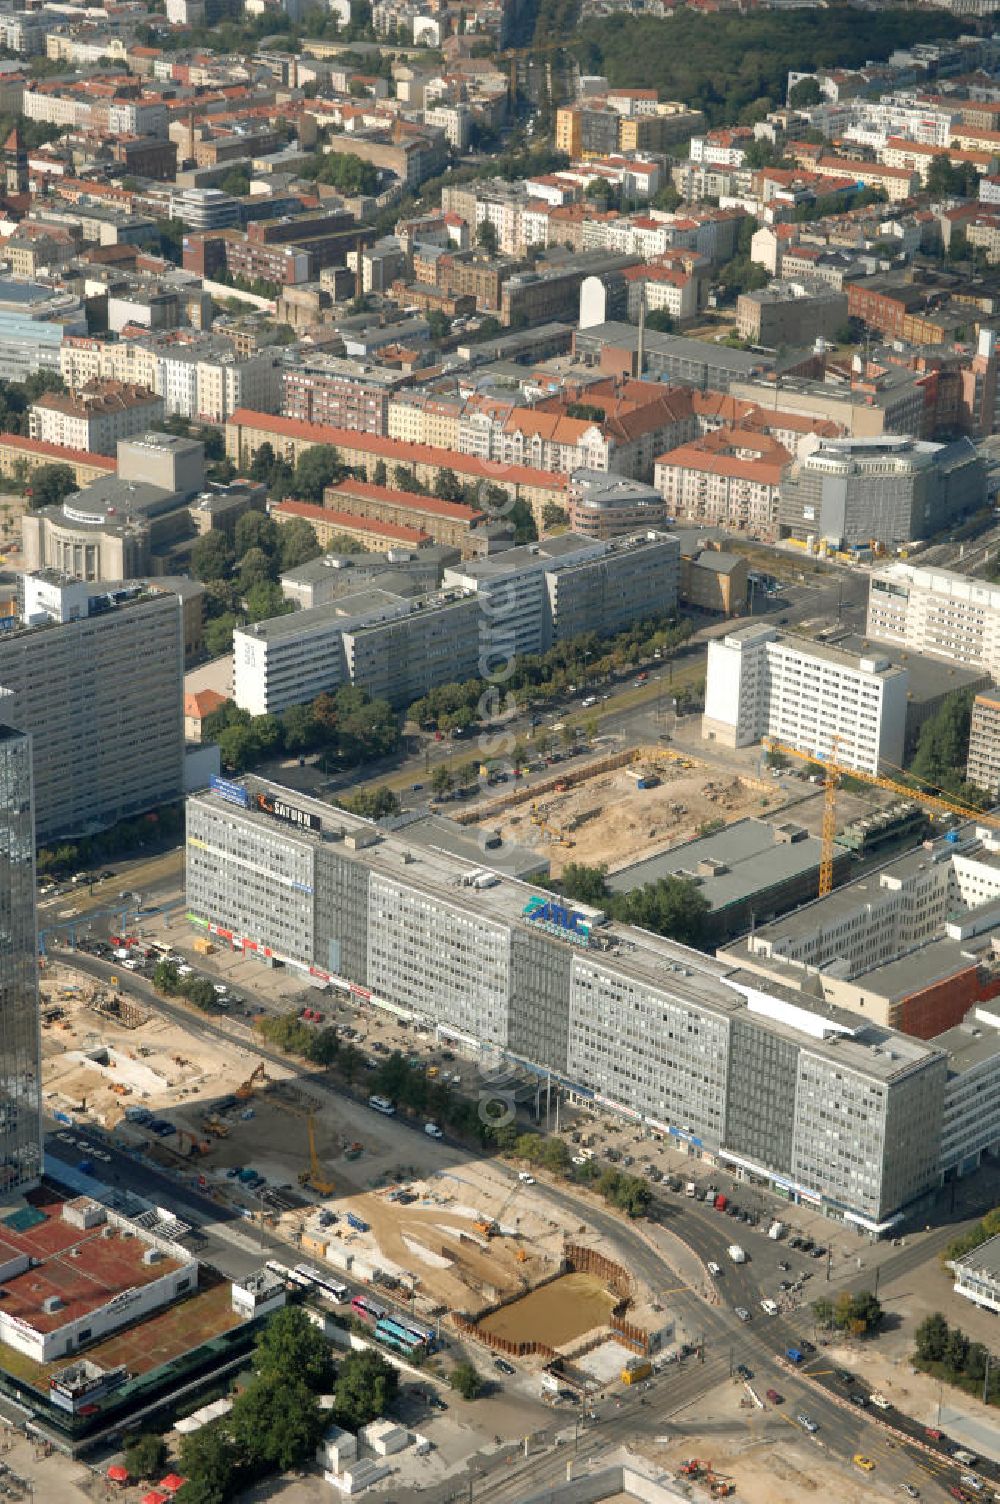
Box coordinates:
[868,562,1000,679]
[0,576,184,843]
[0,729,41,1193]
[185,776,949,1233]
[702,623,908,774]
[779,436,986,550]
[967,692,1000,796]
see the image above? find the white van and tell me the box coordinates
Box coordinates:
[760,1298,778,1316]
[368,1095,395,1115]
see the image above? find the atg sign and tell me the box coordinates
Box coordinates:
[523,896,591,943]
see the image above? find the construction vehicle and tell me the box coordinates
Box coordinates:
[298,1112,335,1196]
[177,1129,211,1157]
[621,1360,652,1384]
[236,1062,268,1101]
[764,737,1000,897]
[203,1116,229,1138]
[473,1218,499,1238]
[679,1460,702,1478]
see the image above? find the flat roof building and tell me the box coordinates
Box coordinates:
[779,436,985,551]
[868,561,1000,680]
[949,1230,1000,1315]
[607,817,852,944]
[187,775,949,1233]
[702,623,909,774]
[968,692,1000,797]
[721,823,1000,1040]
[0,573,184,843]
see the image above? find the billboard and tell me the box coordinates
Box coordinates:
[210,776,250,810]
[255,791,321,832]
[522,896,591,943]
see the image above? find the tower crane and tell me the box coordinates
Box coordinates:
[764,737,1000,898]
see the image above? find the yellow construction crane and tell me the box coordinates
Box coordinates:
[764,738,1000,898]
[298,1112,334,1197]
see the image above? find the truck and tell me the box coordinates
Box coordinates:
[868,1392,890,1410]
[621,1360,652,1385]
[714,1193,728,1211]
[768,1221,787,1240]
[685,1182,697,1197]
[727,1244,747,1263]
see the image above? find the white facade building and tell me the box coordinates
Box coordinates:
[867,561,1000,679]
[702,622,908,774]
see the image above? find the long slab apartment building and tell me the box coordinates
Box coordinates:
[189,775,955,1236]
[233,531,679,715]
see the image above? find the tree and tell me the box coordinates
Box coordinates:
[26,462,76,510]
[204,612,238,658]
[153,959,180,994]
[124,1434,167,1479]
[541,1137,570,1173]
[651,183,681,212]
[541,502,568,530]
[645,309,675,334]
[231,1374,324,1471]
[245,581,293,623]
[431,763,453,797]
[281,701,317,754]
[249,440,276,483]
[335,1349,399,1429]
[234,510,278,558]
[509,497,537,545]
[178,1423,240,1504]
[183,976,218,1011]
[191,530,235,583]
[788,76,821,108]
[812,1296,834,1329]
[449,1361,483,1400]
[221,166,250,197]
[909,688,975,800]
[945,1326,970,1375]
[372,459,387,486]
[256,1304,335,1391]
[915,1312,950,1364]
[476,220,498,256]
[294,444,344,503]
[278,517,322,569]
[239,545,277,592]
[427,309,451,341]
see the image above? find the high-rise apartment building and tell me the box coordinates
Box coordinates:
[867,561,1000,678]
[1,574,184,843]
[702,623,908,774]
[0,728,42,1192]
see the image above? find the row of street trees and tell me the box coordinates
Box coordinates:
[914,1313,1000,1404]
[203,686,399,775]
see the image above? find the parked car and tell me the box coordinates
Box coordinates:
[494,1358,515,1376]
[766,1389,783,1404]
[797,1414,818,1433]
[735,1364,754,1381]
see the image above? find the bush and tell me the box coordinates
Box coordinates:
[449,1361,482,1400]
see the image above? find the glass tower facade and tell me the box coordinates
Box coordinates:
[0,728,41,1191]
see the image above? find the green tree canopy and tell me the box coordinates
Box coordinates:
[335,1349,399,1429]
[123,1434,167,1479]
[278,516,323,569]
[234,510,279,558]
[449,1361,483,1400]
[26,462,77,510]
[909,688,975,800]
[294,445,345,503]
[191,530,235,583]
[230,1374,325,1471]
[255,1305,335,1391]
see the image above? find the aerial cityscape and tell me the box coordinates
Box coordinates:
[3,1,1000,1501]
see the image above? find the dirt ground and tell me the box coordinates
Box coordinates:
[500,755,777,878]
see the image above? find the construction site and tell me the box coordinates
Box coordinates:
[38,963,673,1368]
[480,747,782,879]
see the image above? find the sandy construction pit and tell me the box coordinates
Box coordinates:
[502,761,774,877]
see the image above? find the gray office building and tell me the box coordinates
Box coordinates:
[186,776,948,1234]
[2,573,185,844]
[0,729,42,1192]
[779,436,986,550]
